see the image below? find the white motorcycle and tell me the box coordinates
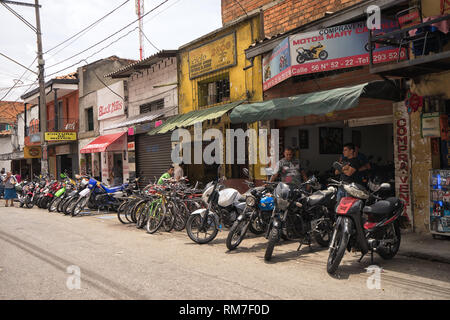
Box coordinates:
[186,177,246,244]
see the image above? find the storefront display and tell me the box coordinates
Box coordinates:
[430,169,450,235]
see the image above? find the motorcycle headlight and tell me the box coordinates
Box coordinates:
[343,183,369,200]
[276,198,289,211]
[246,196,256,207]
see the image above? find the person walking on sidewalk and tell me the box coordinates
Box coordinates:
[3,172,17,207]
[0,168,5,199]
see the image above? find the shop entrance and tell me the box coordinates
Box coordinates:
[58,154,73,177]
[282,120,394,186]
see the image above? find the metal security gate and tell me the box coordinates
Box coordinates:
[136,133,172,187]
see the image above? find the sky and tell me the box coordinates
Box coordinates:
[0,0,223,102]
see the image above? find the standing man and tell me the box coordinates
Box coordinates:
[270,147,308,184]
[174,162,185,182]
[335,143,363,185]
[112,160,123,186]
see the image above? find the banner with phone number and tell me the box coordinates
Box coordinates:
[263,20,405,91]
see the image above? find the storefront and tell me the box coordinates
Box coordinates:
[80,131,128,185]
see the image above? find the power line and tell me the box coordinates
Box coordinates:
[45,0,169,70]
[44,0,130,56]
[141,30,159,52]
[232,0,248,17]
[44,27,139,79]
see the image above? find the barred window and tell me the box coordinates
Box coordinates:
[197,73,230,108]
[140,99,164,114]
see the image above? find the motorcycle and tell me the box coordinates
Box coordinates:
[326,161,406,274]
[62,176,90,215]
[71,176,129,217]
[264,176,336,261]
[186,168,245,244]
[226,169,276,250]
[296,42,328,64]
[48,174,76,212]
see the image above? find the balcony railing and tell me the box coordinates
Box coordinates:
[46,118,79,132]
[369,14,450,77]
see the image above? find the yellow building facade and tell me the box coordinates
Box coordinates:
[177,14,265,185]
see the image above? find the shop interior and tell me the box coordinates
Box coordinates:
[282,120,395,185]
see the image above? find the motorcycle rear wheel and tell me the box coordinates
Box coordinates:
[248,214,267,235]
[264,228,280,261]
[377,222,401,260]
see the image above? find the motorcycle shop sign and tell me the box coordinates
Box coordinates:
[263,20,404,90]
[97,81,125,121]
[393,102,413,224]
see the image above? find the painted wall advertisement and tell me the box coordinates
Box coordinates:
[262,37,291,91]
[97,81,125,121]
[188,32,236,79]
[393,102,413,226]
[263,20,405,90]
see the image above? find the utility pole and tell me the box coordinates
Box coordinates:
[34,0,48,174]
[0,0,48,173]
[136,0,144,60]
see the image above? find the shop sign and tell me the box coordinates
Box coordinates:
[188,32,236,79]
[45,132,77,141]
[422,113,441,138]
[127,142,135,151]
[30,134,41,143]
[97,81,125,120]
[24,146,42,159]
[55,144,71,155]
[393,102,413,225]
[263,20,405,90]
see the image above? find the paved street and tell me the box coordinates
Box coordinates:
[1,206,449,300]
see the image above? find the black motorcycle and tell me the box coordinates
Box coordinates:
[264,177,336,261]
[326,162,407,274]
[296,42,328,64]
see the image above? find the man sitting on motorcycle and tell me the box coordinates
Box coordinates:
[270,147,308,184]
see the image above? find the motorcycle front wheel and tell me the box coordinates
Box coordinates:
[326,220,350,275]
[319,50,328,60]
[186,213,218,244]
[264,227,280,261]
[72,197,89,217]
[226,219,249,250]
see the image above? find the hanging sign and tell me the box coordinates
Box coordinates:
[422,113,441,138]
[24,146,41,159]
[45,132,77,141]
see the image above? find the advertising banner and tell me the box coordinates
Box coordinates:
[262,37,291,91]
[289,20,404,78]
[262,20,405,91]
[188,32,236,79]
[97,81,125,121]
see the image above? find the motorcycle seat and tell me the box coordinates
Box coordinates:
[102,185,124,193]
[363,197,401,216]
[307,189,334,206]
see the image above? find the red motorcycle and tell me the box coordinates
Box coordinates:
[326,161,407,274]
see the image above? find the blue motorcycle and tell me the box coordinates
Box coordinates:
[72,176,128,216]
[226,178,276,251]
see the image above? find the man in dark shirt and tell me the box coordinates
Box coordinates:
[336,143,363,185]
[270,147,308,184]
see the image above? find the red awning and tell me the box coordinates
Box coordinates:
[80,132,126,154]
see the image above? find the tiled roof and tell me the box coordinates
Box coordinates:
[54,71,78,80]
[0,101,24,124]
[0,130,12,136]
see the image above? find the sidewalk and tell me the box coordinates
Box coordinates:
[400,231,450,264]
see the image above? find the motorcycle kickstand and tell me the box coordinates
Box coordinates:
[358,253,366,263]
[371,249,374,265]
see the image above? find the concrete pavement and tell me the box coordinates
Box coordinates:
[0,206,449,300]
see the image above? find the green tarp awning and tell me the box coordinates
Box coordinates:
[148,100,245,135]
[229,81,402,124]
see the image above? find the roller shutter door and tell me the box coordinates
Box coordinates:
[136,133,172,187]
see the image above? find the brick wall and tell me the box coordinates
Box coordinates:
[222,0,363,37]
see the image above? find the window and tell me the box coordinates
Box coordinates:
[198,73,230,107]
[140,99,164,114]
[85,107,94,132]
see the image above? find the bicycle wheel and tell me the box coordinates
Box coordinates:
[162,202,175,232]
[117,200,130,224]
[146,202,164,234]
[135,200,149,229]
[125,199,139,223]
[173,201,189,231]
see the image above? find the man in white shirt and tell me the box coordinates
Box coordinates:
[174,162,184,182]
